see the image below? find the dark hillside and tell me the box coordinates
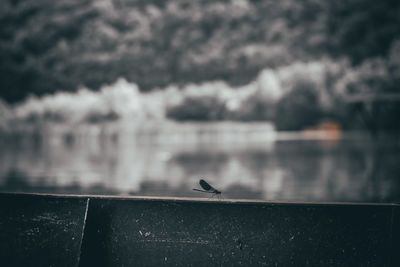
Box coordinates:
[1,0,399,103]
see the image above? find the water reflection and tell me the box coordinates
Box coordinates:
[0,123,399,202]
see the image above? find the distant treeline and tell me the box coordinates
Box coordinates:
[1,0,400,103]
[2,55,399,132]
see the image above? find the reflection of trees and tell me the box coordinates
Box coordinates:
[238,150,270,179]
[1,124,399,201]
[223,184,263,200]
[1,168,31,190]
[172,151,229,176]
[361,141,400,202]
[362,144,381,201]
[134,181,192,198]
[345,93,400,202]
[235,150,278,199]
[273,141,322,182]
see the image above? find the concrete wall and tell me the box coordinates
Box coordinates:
[0,193,399,266]
[0,193,88,267]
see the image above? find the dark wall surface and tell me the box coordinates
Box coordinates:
[79,197,399,267]
[0,194,88,267]
[0,193,398,266]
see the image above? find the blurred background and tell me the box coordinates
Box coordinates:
[0,0,399,202]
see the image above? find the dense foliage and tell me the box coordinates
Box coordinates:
[1,0,400,103]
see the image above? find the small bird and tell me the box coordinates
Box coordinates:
[193,179,222,198]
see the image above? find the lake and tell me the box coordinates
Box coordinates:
[0,121,399,202]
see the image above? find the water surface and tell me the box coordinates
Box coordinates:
[1,122,399,202]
